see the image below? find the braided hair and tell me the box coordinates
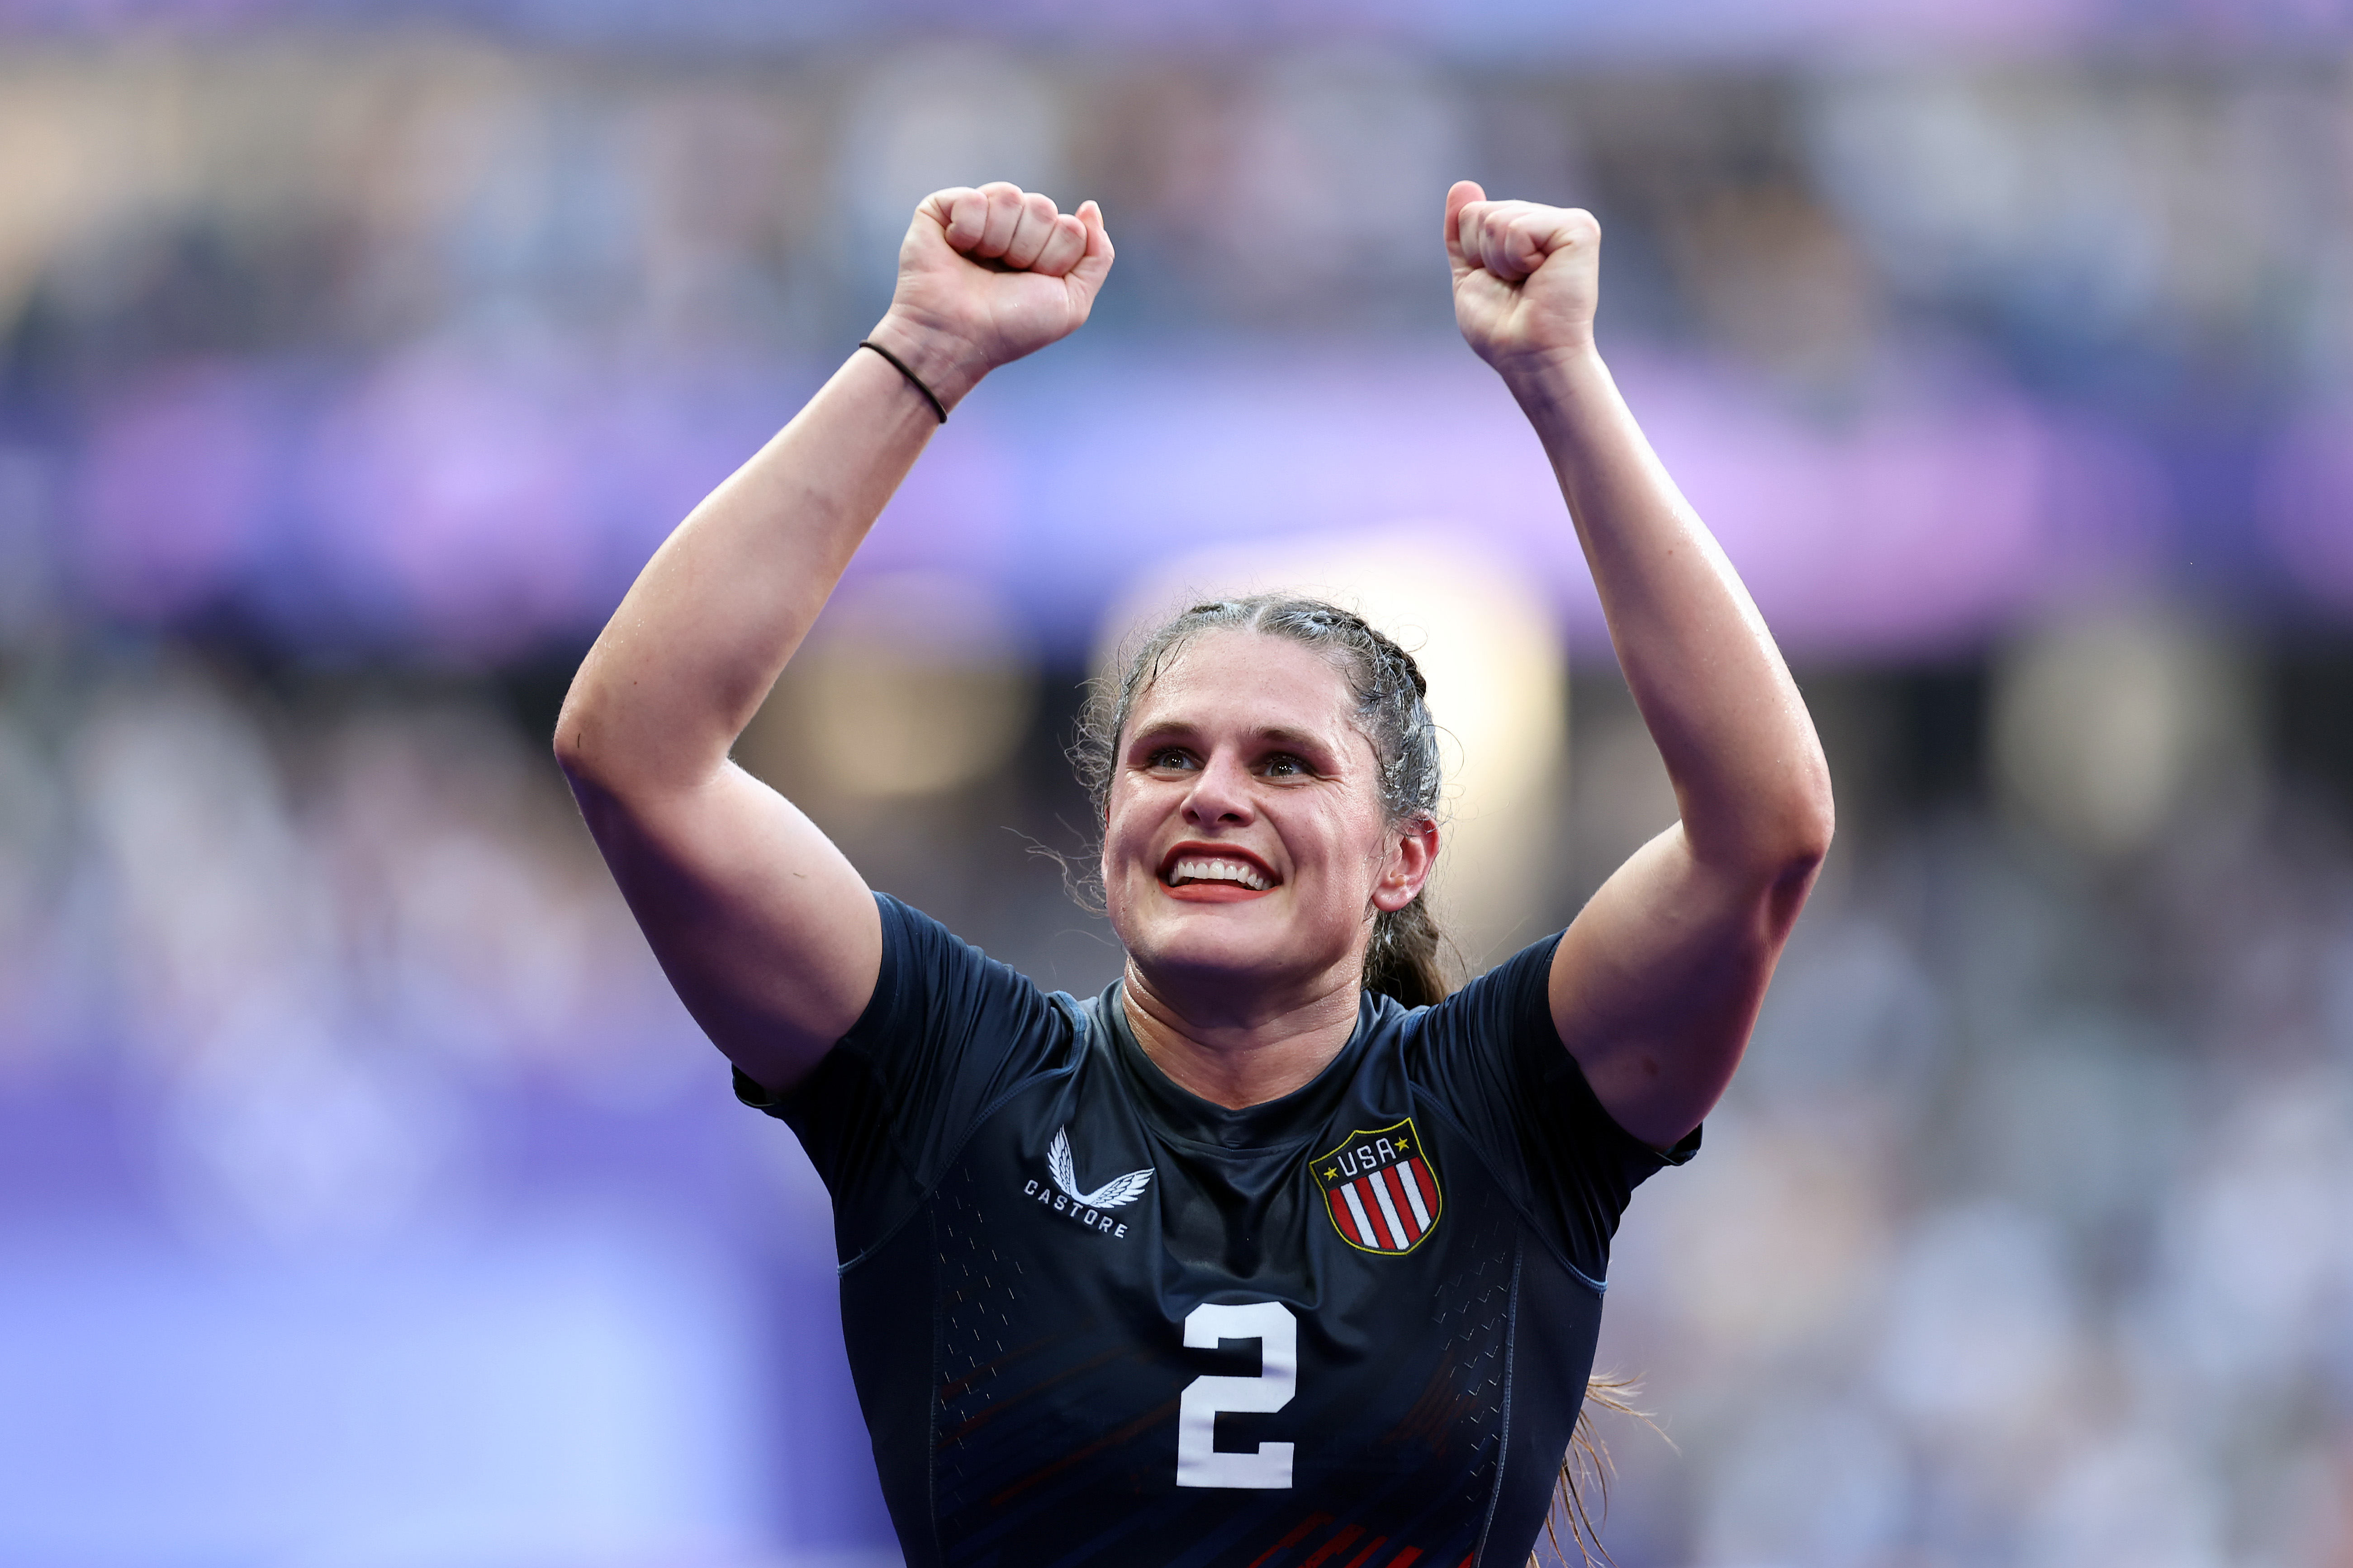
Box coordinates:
[1072,593,1453,1007]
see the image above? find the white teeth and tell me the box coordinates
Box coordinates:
[1169,856,1271,891]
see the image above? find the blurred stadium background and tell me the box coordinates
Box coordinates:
[4,3,2353,1565]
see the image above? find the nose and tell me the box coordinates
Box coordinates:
[1181,751,1256,826]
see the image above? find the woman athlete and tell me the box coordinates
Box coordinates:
[557,181,1833,1567]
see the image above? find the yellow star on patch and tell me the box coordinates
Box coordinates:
[1323,1167,1338,1180]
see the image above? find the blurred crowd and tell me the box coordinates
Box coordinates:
[0,652,903,1559]
[1573,655,2353,1568]
[0,656,693,1195]
[3,42,2353,653]
[6,40,2348,380]
[2,18,2353,1568]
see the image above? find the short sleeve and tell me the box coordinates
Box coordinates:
[734,892,1076,1261]
[1406,933,1699,1287]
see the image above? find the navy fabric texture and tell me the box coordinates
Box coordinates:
[735,892,1694,1568]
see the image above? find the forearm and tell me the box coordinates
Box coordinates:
[555,343,956,797]
[1506,349,1832,874]
[558,183,1107,804]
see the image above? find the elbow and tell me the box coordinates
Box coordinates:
[1721,758,1833,893]
[552,696,641,839]
[1760,767,1834,938]
[551,713,583,780]
[1774,748,1836,873]
[1683,765,1835,888]
[551,677,726,810]
[1782,767,1836,874]
[550,684,606,794]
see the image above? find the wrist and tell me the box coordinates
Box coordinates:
[863,312,991,411]
[1491,341,1608,412]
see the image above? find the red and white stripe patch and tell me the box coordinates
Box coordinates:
[1312,1120,1442,1255]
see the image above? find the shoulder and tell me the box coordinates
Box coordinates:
[1351,933,1567,1127]
[1390,928,1688,1160]
[863,891,1056,1013]
[769,892,1081,1095]
[1399,932,1568,1053]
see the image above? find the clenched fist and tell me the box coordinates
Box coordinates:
[865,182,1114,412]
[1445,180,1601,374]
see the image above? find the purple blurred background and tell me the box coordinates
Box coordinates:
[4,5,2353,1566]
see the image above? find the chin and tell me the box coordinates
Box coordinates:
[1140,928,1289,983]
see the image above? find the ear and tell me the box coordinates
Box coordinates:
[1371,818,1440,913]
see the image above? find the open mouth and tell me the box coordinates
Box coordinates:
[1158,846,1280,893]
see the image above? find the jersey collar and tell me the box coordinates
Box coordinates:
[1094,980,1382,1151]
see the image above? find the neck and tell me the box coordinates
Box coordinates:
[1118,961,1363,1110]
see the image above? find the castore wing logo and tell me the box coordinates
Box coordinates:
[1312,1117,1441,1253]
[1022,1127,1153,1238]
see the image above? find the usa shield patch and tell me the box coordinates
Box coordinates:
[1312,1118,1441,1254]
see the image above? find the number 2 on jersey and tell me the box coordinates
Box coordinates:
[1175,1301,1296,1489]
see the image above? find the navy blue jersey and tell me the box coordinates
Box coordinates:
[738,894,1696,1568]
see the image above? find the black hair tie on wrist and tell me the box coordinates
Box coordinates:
[858,339,949,424]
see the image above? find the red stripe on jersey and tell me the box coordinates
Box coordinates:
[1350,1178,1396,1250]
[1404,1168,1430,1237]
[1399,1167,1430,1240]
[1406,1157,1437,1217]
[1248,1513,1333,1568]
[1299,1523,1363,1567]
[1338,1535,1390,1568]
[1383,1550,1423,1568]
[1361,1170,1396,1246]
[1327,1189,1365,1247]
[1375,1166,1417,1245]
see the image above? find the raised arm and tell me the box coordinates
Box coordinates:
[556,183,1112,1094]
[1445,180,1834,1149]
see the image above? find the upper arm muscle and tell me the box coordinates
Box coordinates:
[569,762,881,1097]
[1547,824,1813,1149]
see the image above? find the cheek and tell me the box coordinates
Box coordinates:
[1101,790,1158,875]
[1297,798,1389,878]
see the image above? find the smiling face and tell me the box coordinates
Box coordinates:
[1101,629,1434,1012]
